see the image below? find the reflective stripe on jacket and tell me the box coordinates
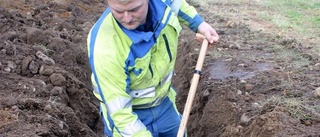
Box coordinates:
[87,0,204,136]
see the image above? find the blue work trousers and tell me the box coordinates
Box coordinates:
[134,97,183,137]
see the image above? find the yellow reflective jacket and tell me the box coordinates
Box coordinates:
[87,0,204,136]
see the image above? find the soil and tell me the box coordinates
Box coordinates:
[1,0,320,137]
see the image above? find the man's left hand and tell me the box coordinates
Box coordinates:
[197,22,219,44]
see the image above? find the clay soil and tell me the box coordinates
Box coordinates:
[1,0,320,137]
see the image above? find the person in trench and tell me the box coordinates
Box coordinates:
[87,0,219,136]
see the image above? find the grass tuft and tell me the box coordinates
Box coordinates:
[263,96,320,121]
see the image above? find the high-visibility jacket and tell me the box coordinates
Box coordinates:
[87,0,204,136]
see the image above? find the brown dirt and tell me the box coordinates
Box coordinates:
[1,0,320,137]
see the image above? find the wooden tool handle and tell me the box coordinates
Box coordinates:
[177,33,209,137]
[196,33,219,43]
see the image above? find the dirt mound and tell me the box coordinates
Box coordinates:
[0,0,105,136]
[1,0,320,137]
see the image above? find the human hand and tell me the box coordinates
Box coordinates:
[196,22,219,44]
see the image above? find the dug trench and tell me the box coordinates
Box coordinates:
[1,0,320,137]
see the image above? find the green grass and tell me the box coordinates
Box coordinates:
[260,0,320,37]
[271,46,312,69]
[32,44,55,55]
[263,96,319,121]
[256,0,320,58]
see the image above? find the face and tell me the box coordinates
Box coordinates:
[108,0,149,30]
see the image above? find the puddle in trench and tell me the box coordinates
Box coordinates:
[209,60,271,81]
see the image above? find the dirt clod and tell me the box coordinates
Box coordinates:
[49,73,66,86]
[244,83,254,91]
[39,65,55,76]
[313,87,320,98]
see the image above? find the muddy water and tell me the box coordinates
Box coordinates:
[209,60,270,81]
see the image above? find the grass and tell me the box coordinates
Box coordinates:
[261,0,320,58]
[263,96,319,121]
[259,0,320,37]
[32,44,55,55]
[283,98,317,120]
[201,0,320,58]
[267,44,312,69]
[278,49,311,69]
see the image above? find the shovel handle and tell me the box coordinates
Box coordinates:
[177,33,209,137]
